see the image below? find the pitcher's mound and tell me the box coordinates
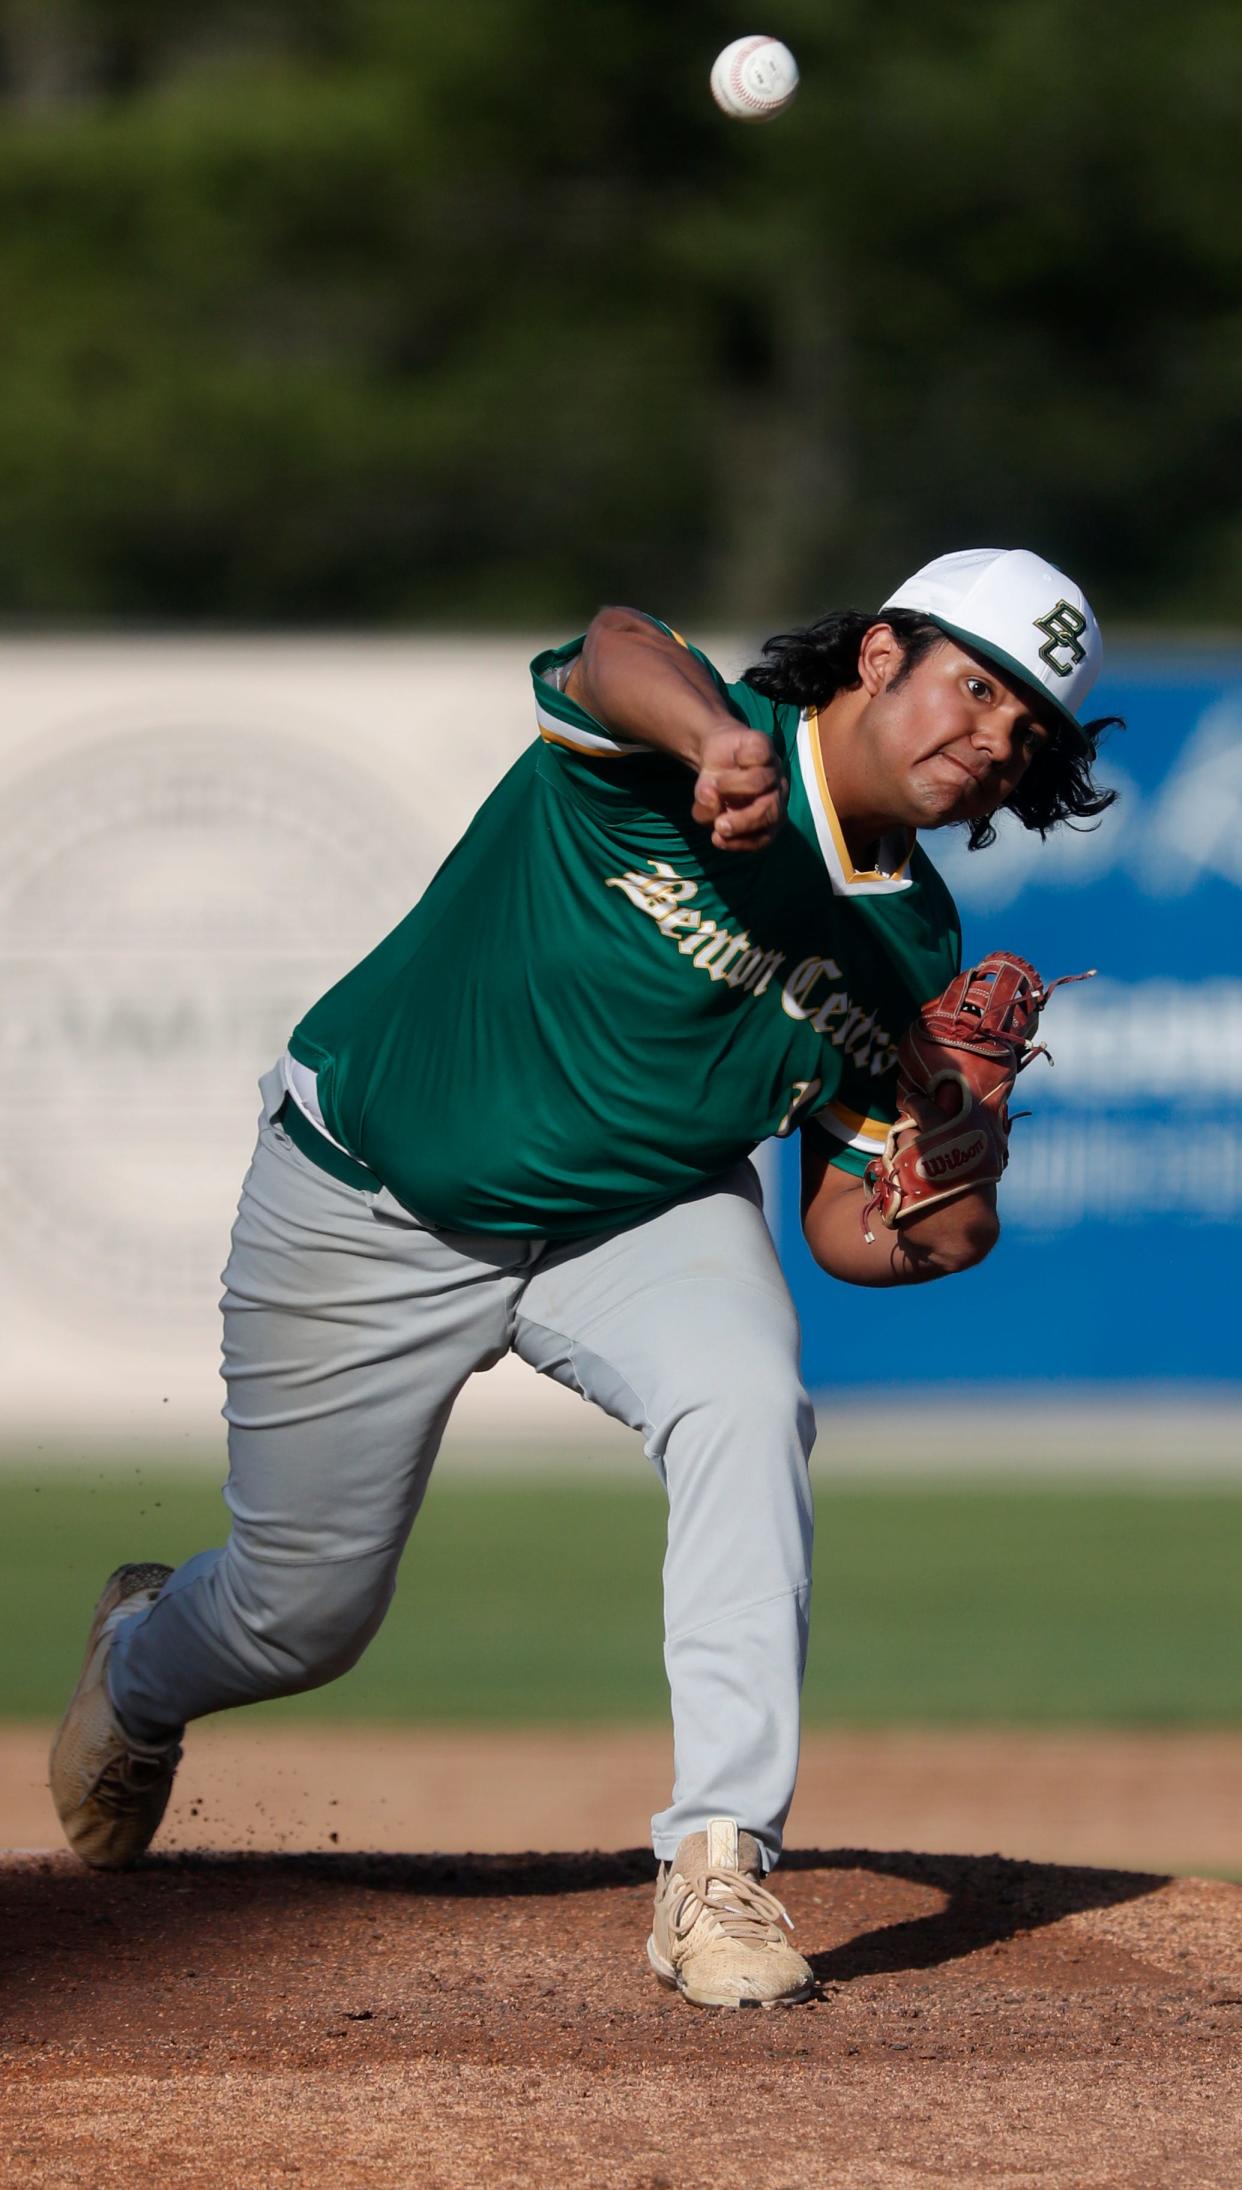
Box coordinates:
[4,1847,1241,2187]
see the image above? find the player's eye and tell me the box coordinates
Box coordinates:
[965,676,992,702]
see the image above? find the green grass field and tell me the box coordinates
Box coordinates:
[6,1466,1241,1727]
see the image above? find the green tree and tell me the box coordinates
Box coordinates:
[0,0,1237,626]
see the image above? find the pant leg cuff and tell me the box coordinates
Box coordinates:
[651,1825,780,1872]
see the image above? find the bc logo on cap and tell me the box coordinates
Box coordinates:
[1034,601,1089,677]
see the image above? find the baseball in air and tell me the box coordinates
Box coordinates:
[710,36,799,122]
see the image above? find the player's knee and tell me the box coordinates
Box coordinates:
[222,1555,394,1695]
[282,1593,388,1688]
[696,1351,813,1458]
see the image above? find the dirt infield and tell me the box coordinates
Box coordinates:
[6,1722,1242,1877]
[4,1845,1242,2187]
[5,1726,1242,2184]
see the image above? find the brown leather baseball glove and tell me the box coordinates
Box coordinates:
[861,951,1093,1240]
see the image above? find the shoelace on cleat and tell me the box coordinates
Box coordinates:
[91,1745,179,1815]
[670,1865,796,1947]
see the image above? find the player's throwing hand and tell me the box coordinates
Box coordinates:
[692,725,787,850]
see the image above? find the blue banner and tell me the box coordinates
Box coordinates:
[775,655,1242,1387]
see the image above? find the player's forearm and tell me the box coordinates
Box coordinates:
[803,1177,1000,1287]
[567,607,736,766]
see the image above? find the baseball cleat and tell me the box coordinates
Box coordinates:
[49,1562,181,1870]
[648,1818,816,2008]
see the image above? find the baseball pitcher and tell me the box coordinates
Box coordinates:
[51,547,1116,2008]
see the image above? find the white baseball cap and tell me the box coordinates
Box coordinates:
[881,547,1103,732]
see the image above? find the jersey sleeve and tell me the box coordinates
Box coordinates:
[807,1090,896,1179]
[530,618,771,764]
[531,634,653,758]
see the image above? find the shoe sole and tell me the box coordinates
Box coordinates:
[646,1933,816,2010]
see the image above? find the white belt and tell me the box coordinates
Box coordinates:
[278,1052,355,1160]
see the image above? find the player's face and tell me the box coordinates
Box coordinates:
[861,634,1053,833]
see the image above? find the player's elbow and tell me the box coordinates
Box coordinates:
[584,604,659,650]
[919,1195,1001,1275]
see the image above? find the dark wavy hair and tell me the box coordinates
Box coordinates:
[744,609,1121,851]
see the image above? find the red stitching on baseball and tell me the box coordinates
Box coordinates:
[729,38,780,111]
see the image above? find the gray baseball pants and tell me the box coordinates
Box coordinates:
[110,1068,816,1866]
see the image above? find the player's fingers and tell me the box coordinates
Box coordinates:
[693,763,782,827]
[714,824,781,851]
[712,788,786,847]
[693,784,781,834]
[719,784,784,827]
[704,761,782,801]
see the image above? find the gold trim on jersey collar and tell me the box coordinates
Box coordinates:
[805,706,913,885]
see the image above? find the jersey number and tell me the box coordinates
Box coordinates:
[776,1077,823,1138]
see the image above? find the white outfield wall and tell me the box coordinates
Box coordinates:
[0,634,616,1455]
[2,635,1238,1475]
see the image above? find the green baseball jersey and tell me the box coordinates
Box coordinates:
[288,622,961,1237]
